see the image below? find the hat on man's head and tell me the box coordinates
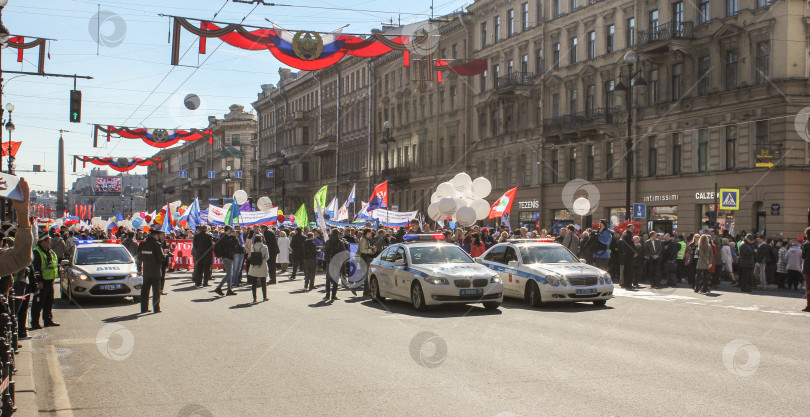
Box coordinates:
[38,234,51,243]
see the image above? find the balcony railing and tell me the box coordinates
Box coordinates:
[381,167,411,183]
[543,107,624,132]
[639,21,694,45]
[495,72,534,90]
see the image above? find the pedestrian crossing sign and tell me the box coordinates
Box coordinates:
[719,188,740,210]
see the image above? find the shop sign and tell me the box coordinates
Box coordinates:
[695,191,715,200]
[770,203,780,216]
[518,200,539,209]
[642,194,678,203]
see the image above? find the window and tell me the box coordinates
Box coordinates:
[507,59,514,75]
[569,89,577,113]
[755,42,770,84]
[569,0,578,12]
[756,120,769,147]
[725,126,736,170]
[587,31,596,59]
[648,136,657,176]
[672,133,681,175]
[699,0,710,24]
[535,48,543,73]
[494,16,501,42]
[494,64,500,83]
[698,129,708,172]
[507,9,514,36]
[450,87,457,111]
[492,159,499,188]
[302,161,310,181]
[586,84,595,116]
[536,98,542,125]
[725,49,738,90]
[626,18,635,46]
[302,127,309,145]
[757,0,772,7]
[551,150,559,183]
[568,148,576,180]
[491,109,500,136]
[552,93,560,117]
[429,94,434,117]
[726,0,738,17]
[552,43,560,68]
[671,63,683,101]
[604,80,615,107]
[522,3,529,31]
[504,157,512,187]
[648,67,659,104]
[649,10,658,33]
[481,70,488,92]
[673,1,684,25]
[605,142,614,179]
[537,0,543,23]
[586,144,594,180]
[231,134,241,146]
[420,96,426,119]
[439,138,445,165]
[521,54,529,73]
[451,44,458,58]
[481,22,488,47]
[606,24,615,53]
[698,56,710,95]
[535,155,542,184]
[552,0,560,18]
[569,37,577,64]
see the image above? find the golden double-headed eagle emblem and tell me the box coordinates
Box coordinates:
[292,31,324,61]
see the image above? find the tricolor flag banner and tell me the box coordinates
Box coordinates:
[315,201,329,241]
[354,201,370,221]
[336,199,350,221]
[489,187,518,219]
[367,181,388,211]
[180,198,202,229]
[347,184,356,203]
[325,197,339,219]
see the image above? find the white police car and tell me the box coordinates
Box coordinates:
[368,235,503,311]
[477,240,613,307]
[60,240,143,303]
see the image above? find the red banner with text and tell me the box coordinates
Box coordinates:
[167,239,243,271]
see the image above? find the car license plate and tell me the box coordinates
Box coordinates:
[99,284,122,291]
[576,288,597,295]
[460,289,484,296]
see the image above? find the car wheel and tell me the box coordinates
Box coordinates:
[369,276,384,302]
[411,282,427,311]
[593,299,607,307]
[483,301,501,310]
[526,281,543,307]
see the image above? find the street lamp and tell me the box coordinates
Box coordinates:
[614,51,646,222]
[280,149,289,213]
[225,165,232,199]
[4,102,13,174]
[380,120,395,175]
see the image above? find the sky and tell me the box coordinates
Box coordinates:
[3,0,470,193]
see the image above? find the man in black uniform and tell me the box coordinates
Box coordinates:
[261,225,280,284]
[192,225,214,287]
[289,227,306,280]
[137,229,165,313]
[31,234,60,329]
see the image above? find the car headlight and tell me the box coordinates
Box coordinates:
[602,272,612,285]
[559,276,569,286]
[490,275,501,284]
[425,277,449,285]
[129,272,138,279]
[546,274,562,286]
[72,269,89,280]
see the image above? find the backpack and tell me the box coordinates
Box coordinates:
[249,250,264,266]
[213,237,225,258]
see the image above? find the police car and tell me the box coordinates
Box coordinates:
[60,240,143,303]
[368,235,503,311]
[477,240,613,307]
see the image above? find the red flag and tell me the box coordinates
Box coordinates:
[0,141,21,157]
[367,181,388,211]
[488,187,518,219]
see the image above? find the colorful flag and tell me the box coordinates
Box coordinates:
[354,201,370,221]
[315,200,329,241]
[325,197,339,219]
[314,185,328,213]
[181,198,201,230]
[347,184,356,203]
[336,199,350,222]
[294,203,308,227]
[367,181,388,211]
[0,141,21,157]
[239,201,252,212]
[225,197,241,226]
[114,212,124,222]
[489,187,518,219]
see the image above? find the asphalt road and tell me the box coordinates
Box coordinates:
[29,270,810,417]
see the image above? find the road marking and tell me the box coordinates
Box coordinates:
[45,345,74,417]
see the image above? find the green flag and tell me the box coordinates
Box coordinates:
[314,185,328,213]
[294,203,308,228]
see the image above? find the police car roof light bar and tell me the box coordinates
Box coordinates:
[402,234,446,242]
[507,238,556,243]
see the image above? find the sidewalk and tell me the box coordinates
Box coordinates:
[14,339,38,417]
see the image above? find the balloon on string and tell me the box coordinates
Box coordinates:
[470,198,490,220]
[234,190,249,205]
[572,197,591,216]
[456,206,477,227]
[139,212,146,218]
[184,93,201,110]
[436,182,457,199]
[257,197,273,212]
[143,226,150,232]
[471,177,492,199]
[277,214,285,223]
[438,197,457,216]
[452,172,472,194]
[131,217,143,229]
[430,192,439,204]
[427,202,442,221]
[145,215,152,223]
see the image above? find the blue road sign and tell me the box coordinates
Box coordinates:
[266,170,274,178]
[207,171,215,179]
[633,203,646,218]
[234,171,243,179]
[179,170,187,179]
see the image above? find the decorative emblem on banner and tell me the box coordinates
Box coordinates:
[292,31,324,60]
[153,129,170,143]
[116,158,129,168]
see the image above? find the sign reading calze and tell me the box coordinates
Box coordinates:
[96,177,121,192]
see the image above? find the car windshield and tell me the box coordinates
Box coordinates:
[519,246,579,264]
[75,246,134,265]
[409,246,473,264]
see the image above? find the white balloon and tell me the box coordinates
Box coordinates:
[427,202,443,221]
[234,190,249,205]
[452,172,472,193]
[471,177,492,199]
[572,197,591,216]
[438,197,458,216]
[470,198,490,220]
[257,196,273,212]
[436,182,457,199]
[456,206,477,227]
[430,192,440,204]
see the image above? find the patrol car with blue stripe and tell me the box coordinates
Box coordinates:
[60,240,143,303]
[368,235,503,311]
[477,240,613,307]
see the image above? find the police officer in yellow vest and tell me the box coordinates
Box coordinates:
[31,234,60,329]
[676,235,687,283]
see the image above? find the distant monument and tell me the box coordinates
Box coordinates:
[56,133,66,215]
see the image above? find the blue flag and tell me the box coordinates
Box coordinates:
[114,212,124,222]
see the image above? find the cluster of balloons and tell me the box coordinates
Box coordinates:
[612,220,643,236]
[427,173,492,228]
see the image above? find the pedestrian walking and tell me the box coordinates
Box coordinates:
[137,229,166,313]
[261,225,280,284]
[192,225,214,287]
[277,230,291,273]
[738,234,756,292]
[213,226,238,297]
[353,228,376,296]
[644,233,664,288]
[785,241,803,291]
[618,226,637,289]
[323,229,347,301]
[247,234,270,303]
[302,232,318,291]
[290,227,306,280]
[695,235,714,294]
[776,240,788,289]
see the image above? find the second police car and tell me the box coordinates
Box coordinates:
[477,239,613,307]
[60,239,143,303]
[368,235,504,311]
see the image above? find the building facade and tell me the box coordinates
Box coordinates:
[147,105,258,209]
[67,168,148,217]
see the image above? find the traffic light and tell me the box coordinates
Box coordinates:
[70,90,82,123]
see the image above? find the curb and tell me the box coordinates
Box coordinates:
[13,339,38,417]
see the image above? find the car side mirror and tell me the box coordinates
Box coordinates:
[579,258,587,263]
[60,260,70,267]
[394,259,405,266]
[474,257,482,264]
[508,260,518,267]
